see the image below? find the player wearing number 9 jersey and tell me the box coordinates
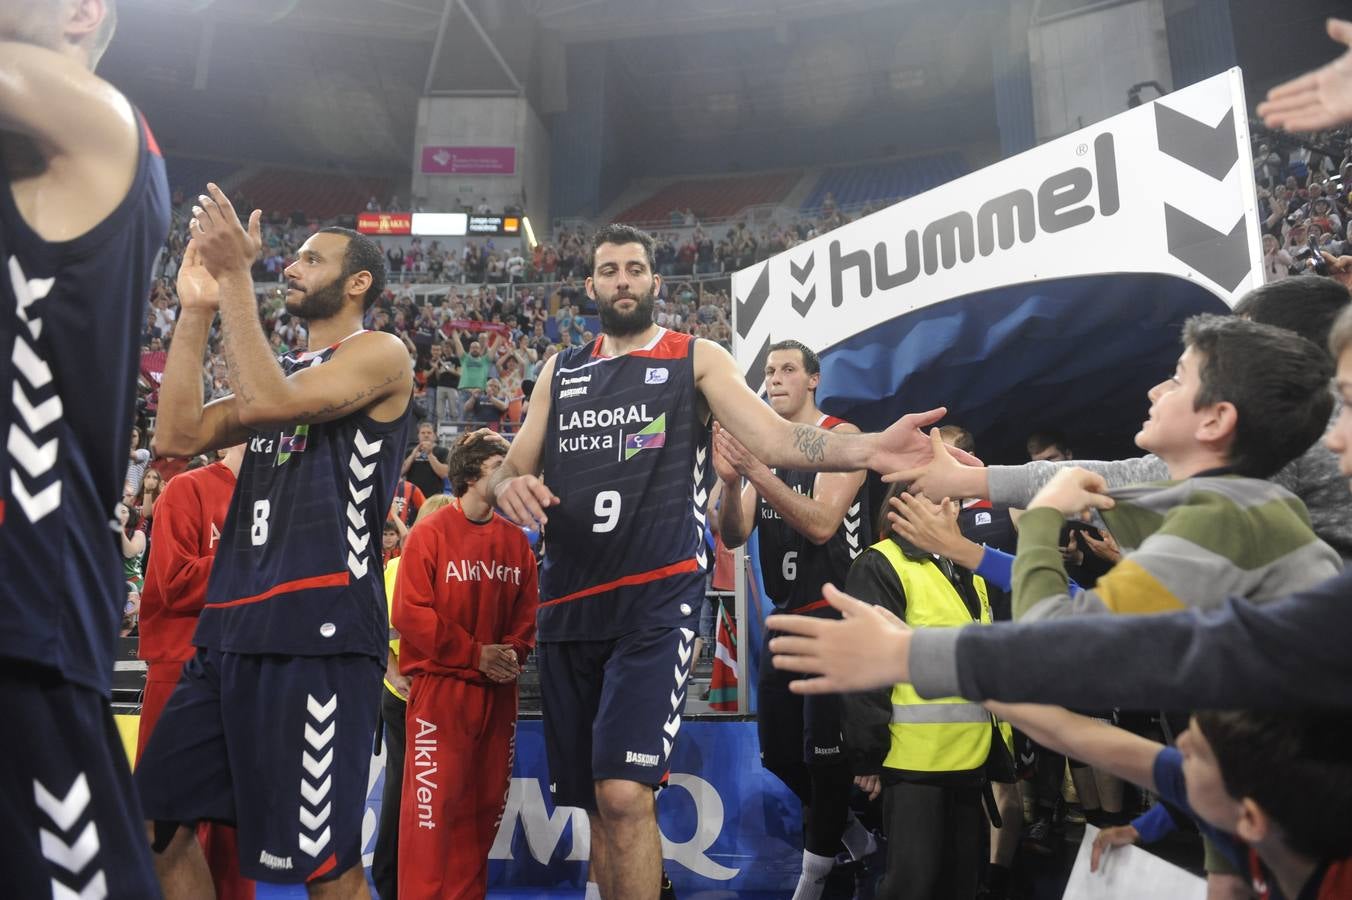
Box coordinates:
[135,209,412,897]
[489,225,966,900]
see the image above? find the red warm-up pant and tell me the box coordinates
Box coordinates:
[399,674,518,900]
[138,660,255,900]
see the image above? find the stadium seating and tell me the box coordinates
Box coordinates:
[616,172,801,225]
[164,157,246,197]
[235,167,400,221]
[800,153,968,213]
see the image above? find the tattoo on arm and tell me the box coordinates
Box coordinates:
[292,369,404,421]
[791,425,829,464]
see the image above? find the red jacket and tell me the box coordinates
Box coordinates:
[393,502,538,683]
[138,462,236,663]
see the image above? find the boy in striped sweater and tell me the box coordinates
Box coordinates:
[1011,314,1341,623]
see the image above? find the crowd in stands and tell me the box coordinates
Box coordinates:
[1255,125,1352,280]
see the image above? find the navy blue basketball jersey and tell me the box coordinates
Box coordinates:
[757,415,869,612]
[538,329,713,641]
[0,112,170,693]
[194,334,412,659]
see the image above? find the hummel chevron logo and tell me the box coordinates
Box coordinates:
[8,427,58,478]
[663,737,672,758]
[301,775,332,806]
[353,430,383,458]
[39,822,99,874]
[693,486,707,507]
[680,627,695,642]
[348,456,376,482]
[663,715,682,738]
[348,482,372,504]
[1163,206,1250,291]
[744,335,772,393]
[12,473,61,522]
[298,827,331,858]
[347,552,369,579]
[305,721,336,749]
[1154,105,1238,181]
[298,802,331,832]
[302,748,333,779]
[677,641,693,666]
[34,774,90,832]
[306,694,337,722]
[345,504,364,529]
[346,527,369,554]
[735,264,770,340]
[790,253,816,316]
[51,872,106,900]
[13,336,53,388]
[9,256,54,339]
[13,383,62,432]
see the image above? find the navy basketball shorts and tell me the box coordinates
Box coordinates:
[758,627,847,771]
[538,626,697,810]
[135,648,383,884]
[0,661,159,900]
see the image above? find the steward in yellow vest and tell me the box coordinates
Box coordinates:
[842,531,1015,900]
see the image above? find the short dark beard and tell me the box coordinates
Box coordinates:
[286,274,347,322]
[597,287,655,337]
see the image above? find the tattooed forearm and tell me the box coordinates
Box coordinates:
[791,424,829,464]
[292,369,404,421]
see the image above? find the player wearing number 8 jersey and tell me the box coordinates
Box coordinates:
[489,224,977,900]
[715,341,873,899]
[135,191,412,899]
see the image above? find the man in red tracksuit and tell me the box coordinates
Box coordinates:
[136,444,253,900]
[393,431,539,900]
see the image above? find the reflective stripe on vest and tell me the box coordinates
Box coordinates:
[872,539,999,774]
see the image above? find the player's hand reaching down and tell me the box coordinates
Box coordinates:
[188,182,263,278]
[494,474,559,527]
[767,584,912,693]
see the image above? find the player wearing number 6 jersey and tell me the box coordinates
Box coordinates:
[488,224,977,900]
[715,341,873,900]
[135,188,412,900]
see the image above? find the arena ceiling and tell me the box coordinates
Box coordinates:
[103,0,969,172]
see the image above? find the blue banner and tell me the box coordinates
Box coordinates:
[361,719,803,893]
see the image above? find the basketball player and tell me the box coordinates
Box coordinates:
[136,188,413,899]
[489,223,968,900]
[0,2,170,897]
[136,443,253,900]
[714,341,873,899]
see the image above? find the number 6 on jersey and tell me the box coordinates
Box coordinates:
[593,490,621,533]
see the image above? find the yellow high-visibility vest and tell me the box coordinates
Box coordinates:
[871,539,1010,774]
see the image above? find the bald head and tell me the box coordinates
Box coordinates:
[0,0,117,69]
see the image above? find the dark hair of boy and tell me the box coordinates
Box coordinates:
[1232,275,1350,356]
[448,432,509,498]
[1182,315,1333,479]
[1194,710,1352,861]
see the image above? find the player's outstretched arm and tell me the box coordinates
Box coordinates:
[694,339,970,475]
[489,355,559,527]
[718,420,865,545]
[983,703,1160,793]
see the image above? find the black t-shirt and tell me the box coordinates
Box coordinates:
[405,445,450,498]
[429,356,460,389]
